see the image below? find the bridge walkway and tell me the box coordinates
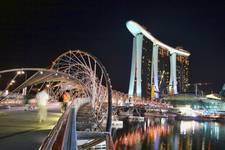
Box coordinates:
[0,103,61,150]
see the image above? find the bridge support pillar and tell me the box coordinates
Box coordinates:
[151,44,159,99]
[169,52,178,95]
[128,33,143,97]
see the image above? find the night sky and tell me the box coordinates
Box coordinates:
[0,0,225,93]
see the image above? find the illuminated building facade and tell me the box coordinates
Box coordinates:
[158,47,170,96]
[142,39,170,97]
[142,42,189,97]
[142,37,152,97]
[176,48,189,93]
[127,20,190,98]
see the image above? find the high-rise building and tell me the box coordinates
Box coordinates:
[142,37,152,97]
[142,40,190,98]
[176,47,190,93]
[158,47,170,96]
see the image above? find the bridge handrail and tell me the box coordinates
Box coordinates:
[61,103,77,149]
[39,101,73,150]
[39,98,90,150]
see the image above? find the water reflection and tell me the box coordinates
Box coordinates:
[112,118,225,150]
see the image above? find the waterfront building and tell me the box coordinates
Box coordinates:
[142,37,152,97]
[176,47,190,93]
[127,20,191,98]
[142,40,189,98]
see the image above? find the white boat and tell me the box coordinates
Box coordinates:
[128,116,144,122]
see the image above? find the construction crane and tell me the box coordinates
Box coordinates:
[159,70,166,97]
[219,84,225,96]
[192,82,211,96]
[159,70,165,87]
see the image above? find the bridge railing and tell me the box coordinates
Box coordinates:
[39,99,77,150]
[39,98,114,150]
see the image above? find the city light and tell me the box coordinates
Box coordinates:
[0,16,222,150]
[17,70,25,75]
[10,79,15,84]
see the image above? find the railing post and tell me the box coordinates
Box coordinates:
[61,101,78,150]
[70,106,77,150]
[106,134,114,150]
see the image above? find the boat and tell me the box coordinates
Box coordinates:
[112,115,123,128]
[128,116,144,122]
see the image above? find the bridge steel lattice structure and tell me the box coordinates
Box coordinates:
[127,20,191,98]
[0,50,113,149]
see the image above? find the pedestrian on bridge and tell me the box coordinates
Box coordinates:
[36,88,49,122]
[58,92,64,113]
[62,90,70,112]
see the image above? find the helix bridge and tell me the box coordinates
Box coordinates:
[0,50,113,149]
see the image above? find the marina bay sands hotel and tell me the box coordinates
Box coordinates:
[127,20,191,98]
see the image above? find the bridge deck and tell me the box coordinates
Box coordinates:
[0,103,61,150]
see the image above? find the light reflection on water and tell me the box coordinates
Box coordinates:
[112,118,225,150]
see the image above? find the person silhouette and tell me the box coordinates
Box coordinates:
[36,88,49,122]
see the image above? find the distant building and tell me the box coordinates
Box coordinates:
[142,38,190,98]
[176,47,190,93]
[220,84,225,96]
[158,47,170,96]
[142,37,152,97]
